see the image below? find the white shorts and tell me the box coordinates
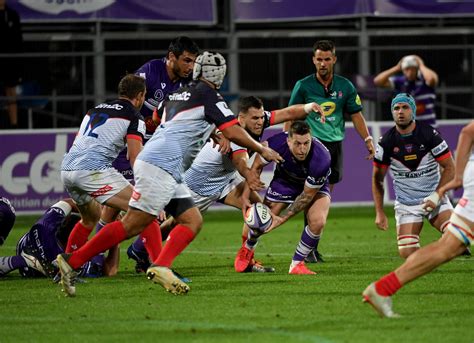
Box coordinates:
[61,168,131,206]
[190,176,244,212]
[453,161,474,222]
[129,160,192,216]
[394,195,453,226]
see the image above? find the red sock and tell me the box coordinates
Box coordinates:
[154,225,195,267]
[375,272,402,296]
[66,222,93,253]
[69,221,128,269]
[139,220,162,262]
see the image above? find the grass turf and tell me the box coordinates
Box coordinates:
[0,207,472,343]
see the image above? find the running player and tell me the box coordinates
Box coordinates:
[60,74,161,270]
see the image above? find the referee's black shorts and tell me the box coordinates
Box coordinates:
[319,139,343,185]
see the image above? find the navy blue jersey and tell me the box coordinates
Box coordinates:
[374,122,451,205]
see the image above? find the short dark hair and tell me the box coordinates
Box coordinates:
[313,40,336,55]
[168,36,200,59]
[118,74,146,99]
[289,120,311,137]
[238,96,263,114]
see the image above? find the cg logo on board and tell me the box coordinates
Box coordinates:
[19,0,115,15]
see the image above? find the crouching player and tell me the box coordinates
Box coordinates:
[235,120,331,274]
[363,120,474,318]
[0,199,118,278]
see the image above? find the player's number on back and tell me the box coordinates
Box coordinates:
[83,112,108,138]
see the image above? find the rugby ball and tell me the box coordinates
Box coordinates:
[244,202,273,233]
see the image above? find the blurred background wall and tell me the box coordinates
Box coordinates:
[1,0,473,129]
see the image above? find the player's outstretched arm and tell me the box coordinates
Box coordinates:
[265,186,318,233]
[221,124,283,163]
[272,102,323,125]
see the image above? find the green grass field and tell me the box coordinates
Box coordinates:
[0,207,472,343]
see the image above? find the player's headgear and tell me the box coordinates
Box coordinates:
[192,51,227,89]
[391,93,416,120]
[0,197,16,246]
[401,55,419,70]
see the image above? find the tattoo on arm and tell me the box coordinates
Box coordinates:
[283,191,314,218]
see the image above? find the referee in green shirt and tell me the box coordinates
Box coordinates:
[287,40,375,263]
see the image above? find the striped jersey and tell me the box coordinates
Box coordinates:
[61,99,145,171]
[374,122,451,205]
[390,74,437,126]
[137,81,238,182]
[184,110,275,197]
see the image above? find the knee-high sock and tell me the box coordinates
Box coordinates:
[66,222,93,253]
[153,225,195,268]
[139,220,162,262]
[292,225,320,262]
[68,221,128,269]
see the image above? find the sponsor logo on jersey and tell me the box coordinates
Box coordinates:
[95,103,123,110]
[355,94,362,106]
[216,101,234,117]
[154,89,165,102]
[405,144,413,153]
[161,83,166,89]
[338,91,343,98]
[91,185,113,198]
[168,91,191,101]
[393,146,400,153]
[320,101,336,117]
[432,140,448,155]
[419,144,425,150]
[404,154,417,161]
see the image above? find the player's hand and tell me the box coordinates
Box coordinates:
[157,210,167,222]
[245,169,265,192]
[211,132,231,154]
[422,192,440,212]
[365,139,375,160]
[438,177,463,197]
[260,146,283,164]
[241,198,252,218]
[375,212,388,231]
[305,102,324,115]
[263,212,286,234]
